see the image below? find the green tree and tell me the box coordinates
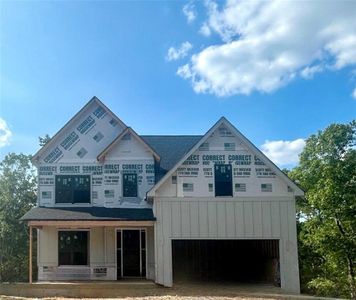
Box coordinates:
[0,153,37,282]
[290,121,356,298]
[38,134,51,147]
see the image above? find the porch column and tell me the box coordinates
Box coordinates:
[29,225,32,284]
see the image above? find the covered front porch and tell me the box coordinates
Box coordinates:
[22,207,156,283]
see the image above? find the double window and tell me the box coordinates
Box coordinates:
[58,231,88,265]
[55,175,90,204]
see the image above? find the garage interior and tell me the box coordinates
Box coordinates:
[172,239,280,285]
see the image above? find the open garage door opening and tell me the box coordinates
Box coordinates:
[172,240,280,286]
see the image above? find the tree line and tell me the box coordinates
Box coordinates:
[0,122,355,298]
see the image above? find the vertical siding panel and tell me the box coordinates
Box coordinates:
[226,202,235,237]
[181,202,190,237]
[105,227,115,264]
[162,202,172,238]
[171,202,181,238]
[155,201,164,284]
[288,201,298,243]
[190,202,199,237]
[208,202,217,237]
[253,201,262,237]
[280,202,289,240]
[162,201,172,287]
[217,202,226,237]
[244,202,253,237]
[271,201,281,238]
[262,201,272,238]
[235,202,244,237]
[198,201,208,237]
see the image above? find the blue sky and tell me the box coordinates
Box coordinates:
[0,0,355,168]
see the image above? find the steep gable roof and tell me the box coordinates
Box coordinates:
[32,96,127,164]
[97,127,160,161]
[147,117,304,197]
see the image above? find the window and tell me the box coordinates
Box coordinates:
[214,164,233,196]
[123,173,137,197]
[261,183,272,192]
[55,175,90,204]
[235,183,246,192]
[183,183,194,192]
[58,231,88,265]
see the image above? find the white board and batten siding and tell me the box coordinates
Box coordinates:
[153,122,300,293]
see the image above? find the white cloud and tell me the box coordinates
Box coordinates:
[178,0,356,96]
[261,138,305,167]
[166,42,193,61]
[199,22,211,37]
[300,65,324,80]
[0,118,12,148]
[352,86,356,99]
[183,2,196,24]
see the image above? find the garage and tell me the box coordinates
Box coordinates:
[172,239,280,285]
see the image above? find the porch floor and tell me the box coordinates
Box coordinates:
[0,281,326,299]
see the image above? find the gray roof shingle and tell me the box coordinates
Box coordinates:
[21,207,155,221]
[141,135,202,180]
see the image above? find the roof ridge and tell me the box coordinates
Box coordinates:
[140,135,203,137]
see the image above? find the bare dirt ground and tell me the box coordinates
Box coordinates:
[0,282,325,300]
[0,296,280,300]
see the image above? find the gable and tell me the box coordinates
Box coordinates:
[100,130,157,161]
[97,128,160,162]
[148,117,304,197]
[33,97,126,164]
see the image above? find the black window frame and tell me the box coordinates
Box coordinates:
[58,230,89,266]
[55,175,91,204]
[122,173,138,197]
[214,164,233,197]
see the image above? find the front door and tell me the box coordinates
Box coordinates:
[123,230,140,277]
[117,229,146,279]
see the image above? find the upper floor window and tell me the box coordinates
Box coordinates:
[55,175,90,204]
[123,173,137,197]
[214,164,233,196]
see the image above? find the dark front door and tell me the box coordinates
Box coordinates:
[214,164,233,196]
[123,230,141,277]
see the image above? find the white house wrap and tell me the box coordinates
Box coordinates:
[22,96,302,293]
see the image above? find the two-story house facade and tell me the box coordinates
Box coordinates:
[22,97,303,293]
